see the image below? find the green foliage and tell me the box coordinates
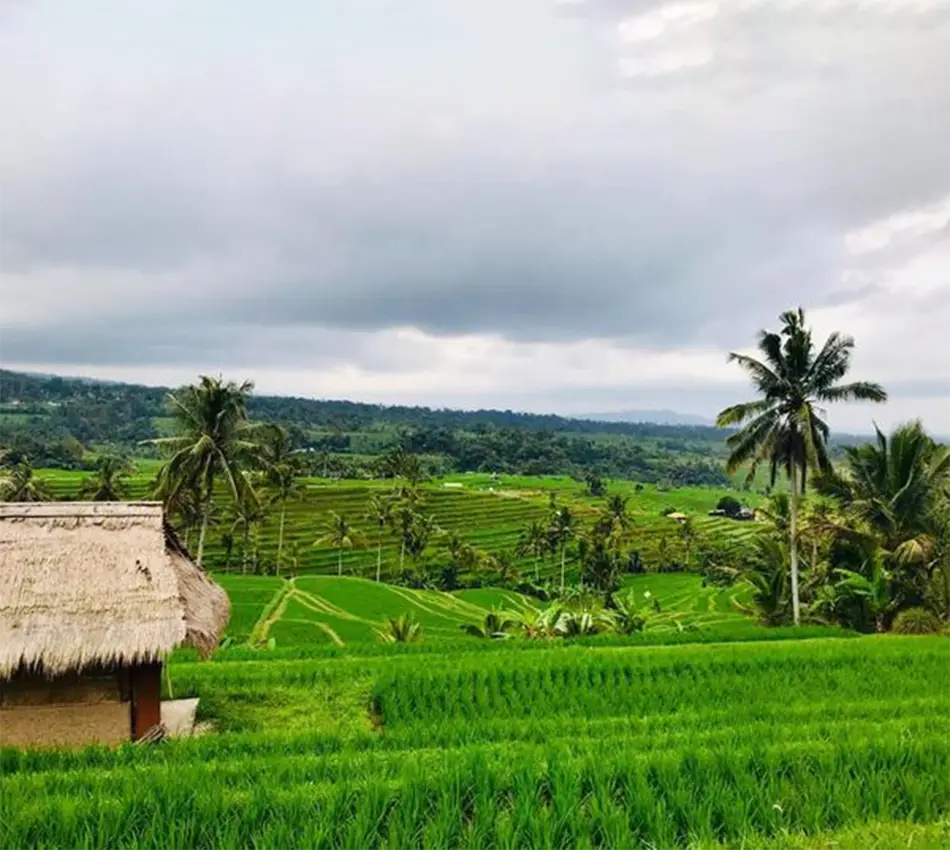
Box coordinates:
[460,609,519,639]
[375,612,423,644]
[891,607,943,635]
[0,459,53,502]
[77,455,134,501]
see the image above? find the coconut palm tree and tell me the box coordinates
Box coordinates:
[516,519,550,582]
[261,426,305,573]
[716,308,887,624]
[315,511,366,576]
[604,494,631,532]
[549,505,576,592]
[822,421,949,561]
[0,460,53,502]
[364,493,396,581]
[678,516,697,569]
[229,493,267,574]
[151,376,263,568]
[78,456,134,502]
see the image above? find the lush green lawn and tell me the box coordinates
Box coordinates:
[3,636,946,849]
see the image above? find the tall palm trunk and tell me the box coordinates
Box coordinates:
[560,545,566,592]
[789,472,801,626]
[242,522,250,575]
[338,547,343,577]
[400,538,406,572]
[376,536,383,582]
[535,554,540,583]
[276,502,286,577]
[196,462,215,570]
[197,492,214,570]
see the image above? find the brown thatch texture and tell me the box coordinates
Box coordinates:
[0,502,230,678]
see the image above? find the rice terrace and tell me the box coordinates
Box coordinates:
[2,3,950,847]
[2,314,949,850]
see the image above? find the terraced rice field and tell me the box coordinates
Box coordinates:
[38,469,760,578]
[212,573,810,652]
[4,637,947,849]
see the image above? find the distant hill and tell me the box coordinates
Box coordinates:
[575,410,715,427]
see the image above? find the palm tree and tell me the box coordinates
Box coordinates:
[460,609,518,639]
[821,421,949,560]
[262,426,305,573]
[229,493,267,574]
[742,536,792,626]
[315,511,365,576]
[0,460,53,502]
[549,505,576,592]
[716,308,887,624]
[78,456,134,502]
[516,519,550,582]
[604,494,631,533]
[375,613,423,643]
[364,493,396,581]
[678,517,697,569]
[150,376,263,568]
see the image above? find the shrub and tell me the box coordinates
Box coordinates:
[716,496,742,517]
[891,607,942,635]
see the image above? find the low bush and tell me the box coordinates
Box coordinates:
[892,607,942,634]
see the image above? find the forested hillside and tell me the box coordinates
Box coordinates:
[0,369,735,485]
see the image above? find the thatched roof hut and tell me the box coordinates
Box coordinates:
[0,502,229,747]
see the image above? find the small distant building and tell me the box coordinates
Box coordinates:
[666,511,689,522]
[736,506,756,521]
[0,502,229,748]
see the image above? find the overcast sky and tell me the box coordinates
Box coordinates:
[1,0,948,432]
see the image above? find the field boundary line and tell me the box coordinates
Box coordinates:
[248,579,295,645]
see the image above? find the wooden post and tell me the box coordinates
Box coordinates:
[130,662,162,740]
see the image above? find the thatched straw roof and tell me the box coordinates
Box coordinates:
[0,502,229,678]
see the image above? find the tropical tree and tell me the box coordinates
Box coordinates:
[678,516,697,569]
[151,376,263,568]
[228,493,267,574]
[78,456,134,501]
[516,519,551,582]
[608,594,647,634]
[315,511,366,576]
[261,425,304,573]
[460,609,519,639]
[834,560,897,633]
[604,494,631,533]
[405,512,441,564]
[549,505,576,592]
[375,613,423,643]
[821,421,949,562]
[716,308,887,624]
[519,606,564,639]
[365,493,396,581]
[0,460,53,503]
[741,536,791,626]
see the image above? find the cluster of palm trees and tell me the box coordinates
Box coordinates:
[719,308,948,632]
[513,493,653,600]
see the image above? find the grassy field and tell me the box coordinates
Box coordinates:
[38,469,761,577]
[3,635,946,849]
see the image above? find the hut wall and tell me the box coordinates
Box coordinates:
[0,668,131,748]
[0,702,131,747]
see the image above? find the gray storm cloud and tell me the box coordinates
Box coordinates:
[0,0,948,422]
